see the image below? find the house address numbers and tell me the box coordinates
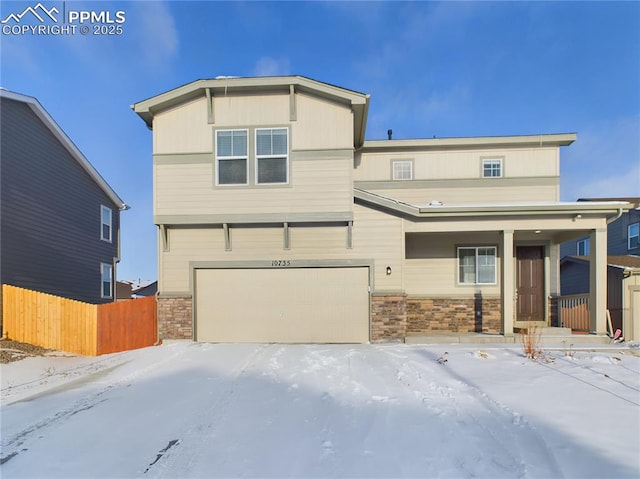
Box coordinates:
[271,260,292,267]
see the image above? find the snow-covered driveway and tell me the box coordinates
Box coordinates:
[1,342,639,478]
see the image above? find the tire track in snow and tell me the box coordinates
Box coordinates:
[400,348,565,478]
[0,345,189,465]
[142,344,269,477]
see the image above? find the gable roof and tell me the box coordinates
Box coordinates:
[132,75,370,148]
[561,255,640,271]
[0,89,127,210]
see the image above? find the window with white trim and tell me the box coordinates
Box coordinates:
[101,263,113,299]
[256,128,288,184]
[629,222,639,250]
[216,129,248,185]
[577,238,590,256]
[458,246,497,284]
[482,158,502,178]
[392,160,413,180]
[101,205,112,242]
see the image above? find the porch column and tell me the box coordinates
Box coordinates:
[589,228,607,335]
[501,230,515,336]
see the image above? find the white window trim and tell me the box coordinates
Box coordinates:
[392,160,413,181]
[215,129,249,186]
[482,158,503,178]
[101,205,112,243]
[457,246,498,285]
[255,127,289,185]
[577,238,590,256]
[101,262,113,299]
[629,222,639,250]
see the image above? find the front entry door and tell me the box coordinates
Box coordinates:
[516,246,545,321]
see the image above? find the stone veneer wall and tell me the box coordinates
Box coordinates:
[371,293,407,341]
[548,295,559,327]
[406,296,502,334]
[157,296,193,340]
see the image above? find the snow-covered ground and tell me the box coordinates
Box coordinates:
[1,341,639,478]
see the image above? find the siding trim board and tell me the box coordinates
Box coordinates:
[356,177,559,191]
[155,212,354,225]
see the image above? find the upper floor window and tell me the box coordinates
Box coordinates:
[629,223,639,250]
[216,129,248,185]
[458,246,497,285]
[577,238,590,256]
[482,158,503,178]
[101,205,112,242]
[392,160,413,180]
[256,128,288,184]
[101,263,113,299]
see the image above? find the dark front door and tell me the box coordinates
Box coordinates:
[516,246,545,321]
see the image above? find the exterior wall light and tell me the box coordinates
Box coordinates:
[386,266,392,275]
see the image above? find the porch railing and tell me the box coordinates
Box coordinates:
[558,294,590,332]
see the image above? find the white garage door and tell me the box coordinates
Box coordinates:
[195,267,370,343]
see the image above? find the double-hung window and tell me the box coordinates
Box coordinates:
[577,238,590,256]
[101,205,112,242]
[482,158,502,178]
[101,263,113,299]
[458,246,497,284]
[256,128,288,184]
[629,223,639,250]
[392,160,413,180]
[216,129,248,185]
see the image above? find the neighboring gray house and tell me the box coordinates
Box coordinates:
[560,198,640,335]
[0,89,127,324]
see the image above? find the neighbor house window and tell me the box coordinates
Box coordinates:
[458,246,497,284]
[577,238,590,256]
[392,160,413,180]
[101,205,112,242]
[482,158,502,178]
[216,129,248,185]
[629,223,639,250]
[256,128,288,184]
[101,263,113,299]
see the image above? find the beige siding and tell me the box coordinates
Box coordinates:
[355,147,559,181]
[154,155,353,217]
[153,97,211,155]
[159,203,403,293]
[292,94,353,150]
[214,92,289,126]
[404,232,501,296]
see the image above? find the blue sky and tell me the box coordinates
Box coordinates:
[1,1,639,281]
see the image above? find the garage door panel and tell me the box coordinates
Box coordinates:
[195,267,369,343]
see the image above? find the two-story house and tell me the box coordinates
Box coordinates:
[0,89,127,328]
[133,76,633,343]
[560,198,640,336]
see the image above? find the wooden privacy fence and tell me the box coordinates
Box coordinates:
[558,293,590,332]
[2,285,157,356]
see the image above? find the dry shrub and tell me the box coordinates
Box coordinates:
[520,323,542,360]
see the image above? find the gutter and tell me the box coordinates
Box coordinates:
[606,207,624,224]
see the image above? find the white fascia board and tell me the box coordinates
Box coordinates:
[362,133,577,150]
[1,89,128,210]
[354,188,632,219]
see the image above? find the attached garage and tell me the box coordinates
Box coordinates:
[194,266,370,343]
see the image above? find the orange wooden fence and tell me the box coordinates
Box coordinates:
[2,285,157,356]
[558,293,590,332]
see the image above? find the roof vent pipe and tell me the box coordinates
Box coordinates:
[387,129,393,140]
